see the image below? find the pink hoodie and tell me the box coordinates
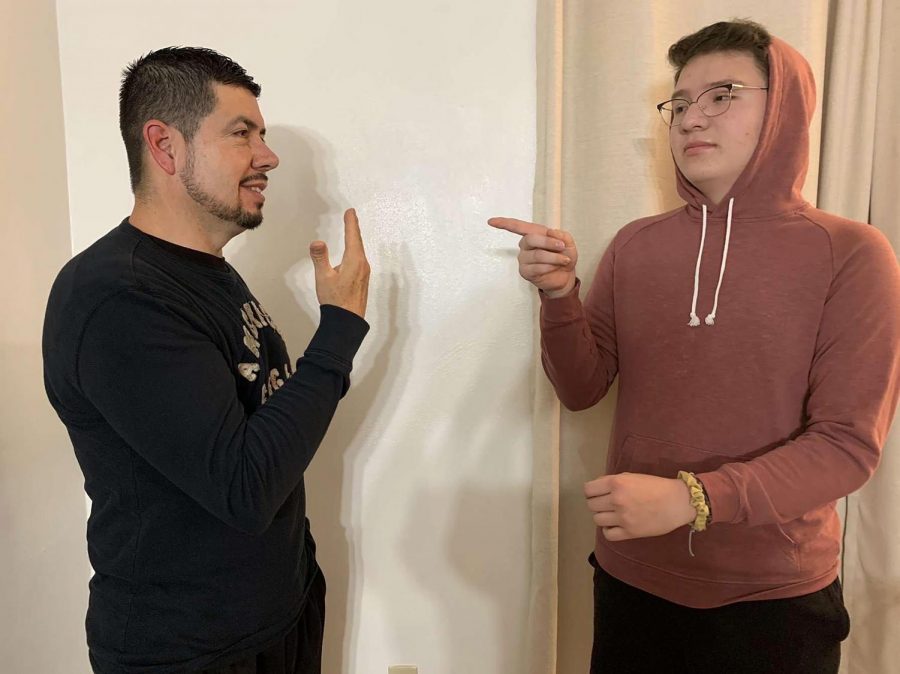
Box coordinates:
[539,38,900,607]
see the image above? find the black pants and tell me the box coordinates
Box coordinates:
[198,570,326,674]
[590,554,850,674]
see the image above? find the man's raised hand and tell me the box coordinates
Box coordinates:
[309,208,371,318]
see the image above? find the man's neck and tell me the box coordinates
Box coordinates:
[129,200,236,257]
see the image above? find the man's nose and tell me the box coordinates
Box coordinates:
[253,141,279,171]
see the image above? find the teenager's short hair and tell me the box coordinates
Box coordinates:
[668,20,772,84]
[119,47,261,193]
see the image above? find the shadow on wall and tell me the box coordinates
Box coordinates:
[0,345,93,673]
[556,389,617,674]
[229,126,532,673]
[306,261,406,674]
[227,125,407,674]
[387,298,532,673]
[396,416,532,671]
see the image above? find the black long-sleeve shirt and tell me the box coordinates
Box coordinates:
[43,219,368,672]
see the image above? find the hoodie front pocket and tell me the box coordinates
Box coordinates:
[610,433,801,583]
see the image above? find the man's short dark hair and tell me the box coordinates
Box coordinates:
[668,20,772,84]
[119,47,261,193]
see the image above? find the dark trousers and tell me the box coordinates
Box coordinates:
[88,570,326,674]
[198,570,326,674]
[590,554,850,674]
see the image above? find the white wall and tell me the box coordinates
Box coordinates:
[56,1,538,672]
[0,0,91,672]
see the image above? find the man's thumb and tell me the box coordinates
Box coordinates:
[309,241,331,270]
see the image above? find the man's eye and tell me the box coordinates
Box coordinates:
[235,129,249,137]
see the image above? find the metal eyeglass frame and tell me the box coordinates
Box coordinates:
[656,83,769,127]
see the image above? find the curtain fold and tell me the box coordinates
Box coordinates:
[528,2,564,672]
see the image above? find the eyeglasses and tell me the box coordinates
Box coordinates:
[656,83,768,128]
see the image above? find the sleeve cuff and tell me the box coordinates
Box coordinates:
[539,279,583,324]
[695,469,741,525]
[301,304,370,375]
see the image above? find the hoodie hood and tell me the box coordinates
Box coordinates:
[676,37,817,220]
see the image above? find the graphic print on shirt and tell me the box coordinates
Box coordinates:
[237,362,260,381]
[236,300,294,403]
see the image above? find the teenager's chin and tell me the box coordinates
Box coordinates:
[680,166,721,190]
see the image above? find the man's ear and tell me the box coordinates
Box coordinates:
[144,120,179,177]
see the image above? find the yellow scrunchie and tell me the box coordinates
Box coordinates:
[677,470,710,533]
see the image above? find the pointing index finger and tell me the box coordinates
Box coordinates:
[488,217,550,238]
[343,208,365,253]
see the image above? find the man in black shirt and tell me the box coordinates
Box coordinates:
[43,47,370,673]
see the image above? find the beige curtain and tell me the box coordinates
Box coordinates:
[528,1,564,673]
[528,1,899,672]
[819,2,900,673]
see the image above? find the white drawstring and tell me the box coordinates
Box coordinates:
[688,198,735,328]
[687,204,708,327]
[705,197,734,326]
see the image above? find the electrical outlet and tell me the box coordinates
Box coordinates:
[388,667,418,674]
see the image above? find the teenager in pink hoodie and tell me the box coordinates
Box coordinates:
[491,20,900,674]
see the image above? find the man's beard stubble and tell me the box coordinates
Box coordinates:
[179,147,264,230]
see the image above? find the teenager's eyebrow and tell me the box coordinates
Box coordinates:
[671,79,748,100]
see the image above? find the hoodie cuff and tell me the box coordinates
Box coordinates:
[539,279,582,323]
[695,468,741,525]
[302,304,370,376]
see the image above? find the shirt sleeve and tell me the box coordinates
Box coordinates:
[699,225,900,526]
[77,292,369,535]
[539,239,619,410]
